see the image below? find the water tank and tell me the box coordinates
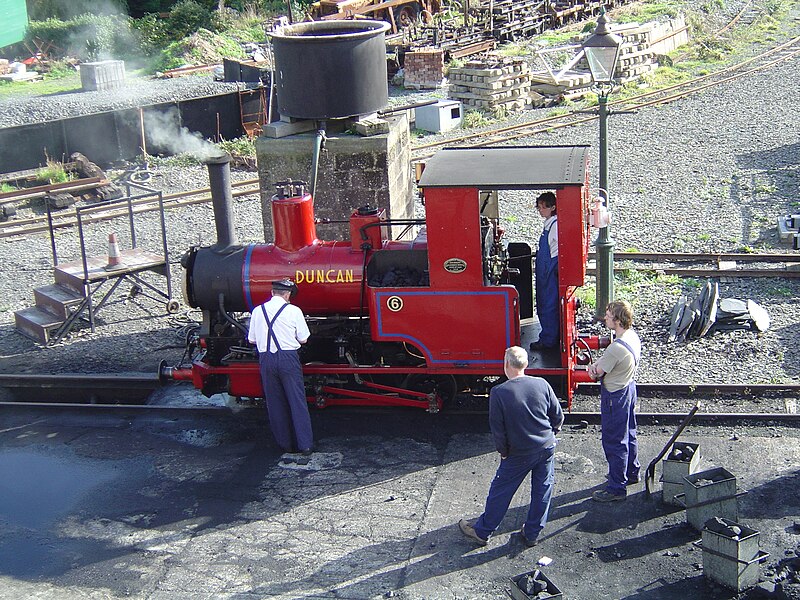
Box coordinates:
[270,20,390,120]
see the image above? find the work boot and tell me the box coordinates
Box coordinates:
[592,489,626,503]
[519,527,538,547]
[458,519,488,546]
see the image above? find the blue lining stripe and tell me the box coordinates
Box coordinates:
[243,244,255,310]
[375,290,512,364]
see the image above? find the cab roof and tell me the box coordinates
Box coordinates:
[418,145,589,190]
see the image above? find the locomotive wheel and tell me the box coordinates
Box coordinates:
[393,2,420,28]
[166,299,181,314]
[404,374,458,405]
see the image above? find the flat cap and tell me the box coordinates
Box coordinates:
[272,278,298,294]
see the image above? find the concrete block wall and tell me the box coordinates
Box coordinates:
[255,113,414,241]
[80,60,126,91]
[404,48,446,90]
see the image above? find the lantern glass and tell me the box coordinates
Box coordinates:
[584,45,620,82]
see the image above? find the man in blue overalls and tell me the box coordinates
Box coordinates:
[588,300,642,502]
[247,279,314,457]
[532,192,560,350]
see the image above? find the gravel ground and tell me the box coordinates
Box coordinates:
[0,76,243,127]
[0,5,799,415]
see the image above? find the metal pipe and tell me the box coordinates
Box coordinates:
[594,90,615,319]
[205,153,238,253]
[310,122,327,199]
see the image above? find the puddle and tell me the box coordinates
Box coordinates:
[0,448,120,529]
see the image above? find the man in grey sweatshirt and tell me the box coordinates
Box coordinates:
[459,346,564,547]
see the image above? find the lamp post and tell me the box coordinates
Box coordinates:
[582,8,622,320]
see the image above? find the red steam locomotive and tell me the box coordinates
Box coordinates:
[165,145,607,410]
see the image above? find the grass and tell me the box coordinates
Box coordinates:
[767,283,794,298]
[0,72,81,99]
[461,110,493,129]
[615,268,684,301]
[573,283,596,311]
[217,136,256,158]
[1,183,17,193]
[36,160,72,184]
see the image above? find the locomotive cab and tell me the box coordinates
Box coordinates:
[396,145,593,392]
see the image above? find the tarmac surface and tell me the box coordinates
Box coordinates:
[1,396,799,600]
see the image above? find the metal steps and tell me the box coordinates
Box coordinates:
[14,249,166,345]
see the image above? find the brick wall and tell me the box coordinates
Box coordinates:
[404,48,445,90]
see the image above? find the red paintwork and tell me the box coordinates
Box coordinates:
[243,205,421,314]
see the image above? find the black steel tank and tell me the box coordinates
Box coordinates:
[270,20,390,120]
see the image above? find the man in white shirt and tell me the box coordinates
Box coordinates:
[248,279,313,456]
[531,191,559,350]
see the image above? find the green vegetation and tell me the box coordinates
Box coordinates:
[767,283,794,297]
[573,283,596,310]
[461,110,493,129]
[753,182,777,195]
[0,183,17,193]
[146,153,203,167]
[615,267,683,300]
[36,161,72,184]
[217,136,256,158]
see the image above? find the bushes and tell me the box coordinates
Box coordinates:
[154,28,245,70]
[27,14,140,61]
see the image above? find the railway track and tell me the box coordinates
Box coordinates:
[410,34,800,162]
[591,250,800,279]
[1,372,799,414]
[2,398,798,427]
[0,178,261,240]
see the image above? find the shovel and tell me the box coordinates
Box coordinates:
[644,401,701,498]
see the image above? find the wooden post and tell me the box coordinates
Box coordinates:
[138,108,148,167]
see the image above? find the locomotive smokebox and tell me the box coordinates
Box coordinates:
[270,20,390,120]
[205,152,238,253]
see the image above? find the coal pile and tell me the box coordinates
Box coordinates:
[368,267,429,287]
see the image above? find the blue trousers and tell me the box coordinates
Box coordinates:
[259,349,313,453]
[473,445,556,541]
[600,382,640,495]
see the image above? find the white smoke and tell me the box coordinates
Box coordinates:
[144,108,222,161]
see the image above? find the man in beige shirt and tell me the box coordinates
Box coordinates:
[588,300,641,502]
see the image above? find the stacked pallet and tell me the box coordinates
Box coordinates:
[613,24,660,82]
[448,57,533,111]
[528,17,689,98]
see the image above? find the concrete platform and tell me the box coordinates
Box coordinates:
[0,403,798,599]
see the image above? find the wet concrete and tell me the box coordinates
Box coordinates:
[0,404,798,599]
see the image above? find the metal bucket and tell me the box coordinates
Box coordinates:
[678,467,741,530]
[661,441,701,506]
[270,20,390,119]
[699,518,768,591]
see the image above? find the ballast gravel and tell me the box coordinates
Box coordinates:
[0,13,799,415]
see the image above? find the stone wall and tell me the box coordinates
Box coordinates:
[255,113,413,241]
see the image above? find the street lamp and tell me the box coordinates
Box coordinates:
[582,8,622,320]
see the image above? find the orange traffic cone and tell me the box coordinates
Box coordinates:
[105,232,124,270]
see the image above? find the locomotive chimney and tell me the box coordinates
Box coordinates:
[205,152,238,253]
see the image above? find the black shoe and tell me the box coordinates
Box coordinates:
[593,489,626,503]
[300,448,314,456]
[519,528,538,547]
